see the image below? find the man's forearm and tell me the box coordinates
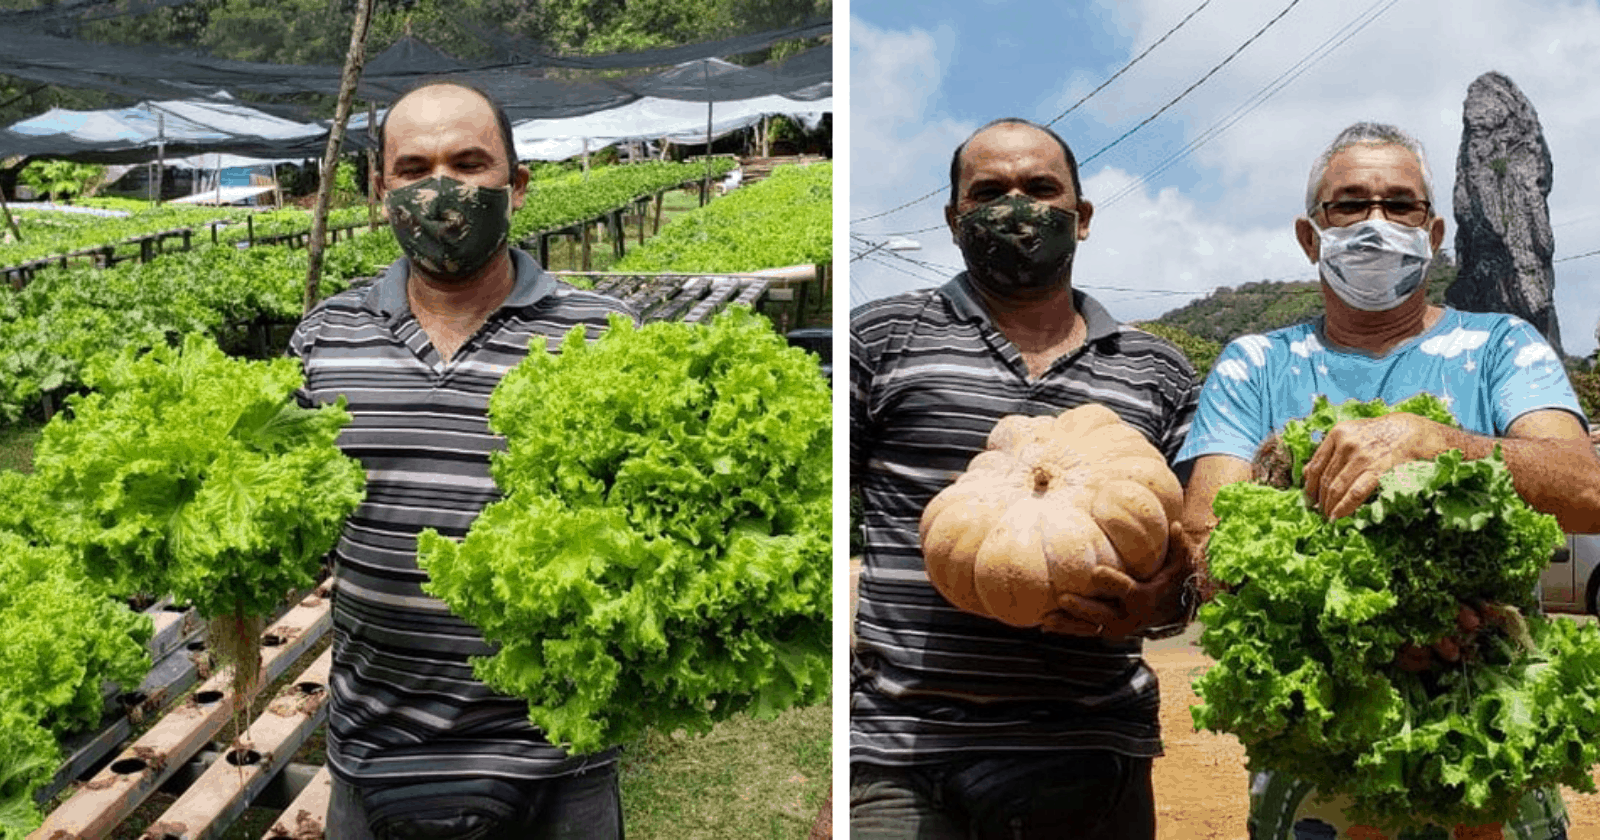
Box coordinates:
[1434,424,1600,534]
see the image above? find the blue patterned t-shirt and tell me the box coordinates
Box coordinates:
[1176,308,1587,465]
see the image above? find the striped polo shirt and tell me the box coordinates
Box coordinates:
[289,249,637,785]
[850,273,1199,766]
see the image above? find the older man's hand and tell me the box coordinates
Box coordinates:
[1394,604,1483,671]
[1301,412,1450,520]
[1044,521,1197,639]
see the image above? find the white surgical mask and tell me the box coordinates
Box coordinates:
[1313,218,1433,311]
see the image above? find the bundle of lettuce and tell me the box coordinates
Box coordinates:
[417,307,831,754]
[14,335,366,700]
[1192,394,1600,830]
[0,531,151,838]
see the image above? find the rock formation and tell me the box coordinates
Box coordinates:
[1447,71,1562,357]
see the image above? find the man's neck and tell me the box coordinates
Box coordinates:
[405,250,517,362]
[973,279,1085,378]
[407,250,517,319]
[1320,283,1442,356]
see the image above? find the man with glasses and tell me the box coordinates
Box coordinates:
[1176,121,1600,837]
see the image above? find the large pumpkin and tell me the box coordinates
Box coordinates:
[918,403,1184,628]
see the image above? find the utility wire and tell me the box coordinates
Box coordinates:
[1043,0,1214,127]
[1100,0,1401,208]
[849,0,1214,226]
[1555,248,1600,264]
[1079,0,1306,166]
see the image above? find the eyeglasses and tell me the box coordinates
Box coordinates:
[1317,197,1431,227]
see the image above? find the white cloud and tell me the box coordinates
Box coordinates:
[1419,327,1491,359]
[1515,342,1560,368]
[849,16,974,307]
[1069,165,1312,323]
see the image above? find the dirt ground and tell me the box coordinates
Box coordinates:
[1147,626,1600,839]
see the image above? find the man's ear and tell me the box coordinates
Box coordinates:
[511,163,530,211]
[1427,214,1445,253]
[1295,217,1319,264]
[1075,200,1094,241]
[945,203,958,243]
[372,169,388,220]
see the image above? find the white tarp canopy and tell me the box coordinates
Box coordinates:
[2,95,327,161]
[511,94,832,162]
[167,184,276,205]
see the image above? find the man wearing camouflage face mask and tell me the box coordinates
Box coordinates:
[289,82,635,840]
[850,118,1202,839]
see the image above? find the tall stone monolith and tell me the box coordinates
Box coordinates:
[1447,71,1562,357]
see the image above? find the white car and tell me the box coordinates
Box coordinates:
[1540,533,1600,615]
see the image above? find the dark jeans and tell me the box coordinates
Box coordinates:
[850,752,1155,840]
[327,764,624,840]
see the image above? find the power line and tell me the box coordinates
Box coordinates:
[1100,0,1401,209]
[870,223,948,238]
[849,1,1214,227]
[849,186,945,227]
[1079,0,1307,166]
[1043,0,1214,128]
[1555,248,1600,264]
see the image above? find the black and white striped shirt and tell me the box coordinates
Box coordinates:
[850,274,1198,766]
[289,249,636,786]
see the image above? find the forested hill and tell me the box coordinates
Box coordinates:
[1130,256,1459,380]
[1148,255,1458,347]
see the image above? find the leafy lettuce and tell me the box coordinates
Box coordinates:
[418,307,831,754]
[1192,394,1600,829]
[0,530,152,837]
[22,334,366,619]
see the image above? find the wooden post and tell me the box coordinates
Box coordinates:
[653,190,665,235]
[701,62,712,207]
[0,182,21,243]
[581,221,591,270]
[303,0,375,315]
[366,101,380,232]
[155,112,165,205]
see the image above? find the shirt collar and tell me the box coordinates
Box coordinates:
[363,247,557,320]
[940,271,1122,343]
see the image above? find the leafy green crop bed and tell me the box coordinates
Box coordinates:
[616,163,830,273]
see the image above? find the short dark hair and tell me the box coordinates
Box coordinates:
[376,81,518,186]
[948,118,1084,207]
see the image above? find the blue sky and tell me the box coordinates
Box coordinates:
[849,0,1600,358]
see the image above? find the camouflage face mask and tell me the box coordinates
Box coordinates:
[954,196,1079,295]
[384,175,513,281]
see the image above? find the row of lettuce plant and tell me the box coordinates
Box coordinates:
[614,162,831,273]
[0,159,737,424]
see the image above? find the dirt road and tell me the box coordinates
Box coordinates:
[1148,627,1600,839]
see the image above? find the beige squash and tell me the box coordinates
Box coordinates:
[919,403,1184,628]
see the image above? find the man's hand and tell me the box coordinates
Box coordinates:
[1394,604,1482,671]
[1302,412,1450,520]
[1044,521,1197,639]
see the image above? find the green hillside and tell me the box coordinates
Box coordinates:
[1150,254,1458,346]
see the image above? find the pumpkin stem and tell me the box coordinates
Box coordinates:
[1030,464,1052,494]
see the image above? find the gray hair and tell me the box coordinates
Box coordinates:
[1304,121,1434,216]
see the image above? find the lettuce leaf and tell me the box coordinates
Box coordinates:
[419,307,831,754]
